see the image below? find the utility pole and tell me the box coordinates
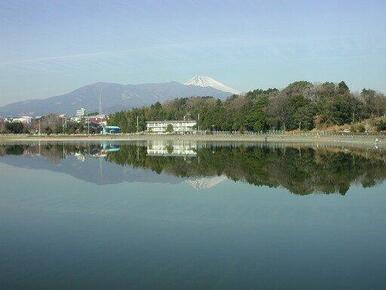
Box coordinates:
[87,117,90,136]
[62,117,65,134]
[197,113,200,132]
[38,119,41,135]
[136,116,139,133]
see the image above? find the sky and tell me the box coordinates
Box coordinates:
[0,0,385,105]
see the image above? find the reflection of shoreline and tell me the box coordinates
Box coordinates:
[1,141,384,163]
[0,134,385,149]
[0,142,385,194]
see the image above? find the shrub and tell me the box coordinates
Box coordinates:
[351,123,365,133]
[375,120,386,132]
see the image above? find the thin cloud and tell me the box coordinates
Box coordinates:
[0,51,107,66]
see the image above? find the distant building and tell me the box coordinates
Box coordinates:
[9,116,33,125]
[146,120,197,134]
[87,114,107,126]
[76,108,86,118]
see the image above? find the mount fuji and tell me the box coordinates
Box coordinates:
[184,75,241,95]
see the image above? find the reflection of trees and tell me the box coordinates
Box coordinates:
[0,143,385,195]
[106,144,386,195]
[0,143,103,164]
[4,145,25,155]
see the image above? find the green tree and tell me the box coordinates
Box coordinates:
[338,81,350,95]
[284,95,315,130]
[5,122,26,134]
[166,124,174,133]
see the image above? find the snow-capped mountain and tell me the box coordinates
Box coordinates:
[184,76,241,95]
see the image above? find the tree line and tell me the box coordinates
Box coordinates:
[108,81,386,133]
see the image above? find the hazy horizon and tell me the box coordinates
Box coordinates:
[1,0,385,106]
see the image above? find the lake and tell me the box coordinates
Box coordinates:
[0,141,385,290]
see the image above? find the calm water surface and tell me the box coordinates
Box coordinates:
[0,141,385,290]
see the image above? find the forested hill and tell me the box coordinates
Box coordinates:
[108,81,386,133]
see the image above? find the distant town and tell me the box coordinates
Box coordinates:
[0,106,199,135]
[0,108,119,135]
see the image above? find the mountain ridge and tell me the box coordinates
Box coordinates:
[0,78,238,117]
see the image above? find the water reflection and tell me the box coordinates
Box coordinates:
[0,141,385,195]
[147,140,197,157]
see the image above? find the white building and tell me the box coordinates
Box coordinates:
[10,116,33,124]
[146,120,197,134]
[76,108,86,118]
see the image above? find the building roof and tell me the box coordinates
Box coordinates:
[146,120,196,124]
[104,125,120,129]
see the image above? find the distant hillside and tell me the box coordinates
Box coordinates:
[108,81,386,133]
[0,80,232,117]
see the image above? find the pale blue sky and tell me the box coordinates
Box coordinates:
[0,0,385,105]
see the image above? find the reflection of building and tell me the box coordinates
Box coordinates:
[74,152,86,162]
[147,140,197,157]
[92,143,120,157]
[146,120,196,134]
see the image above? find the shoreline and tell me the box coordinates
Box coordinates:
[0,133,384,149]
